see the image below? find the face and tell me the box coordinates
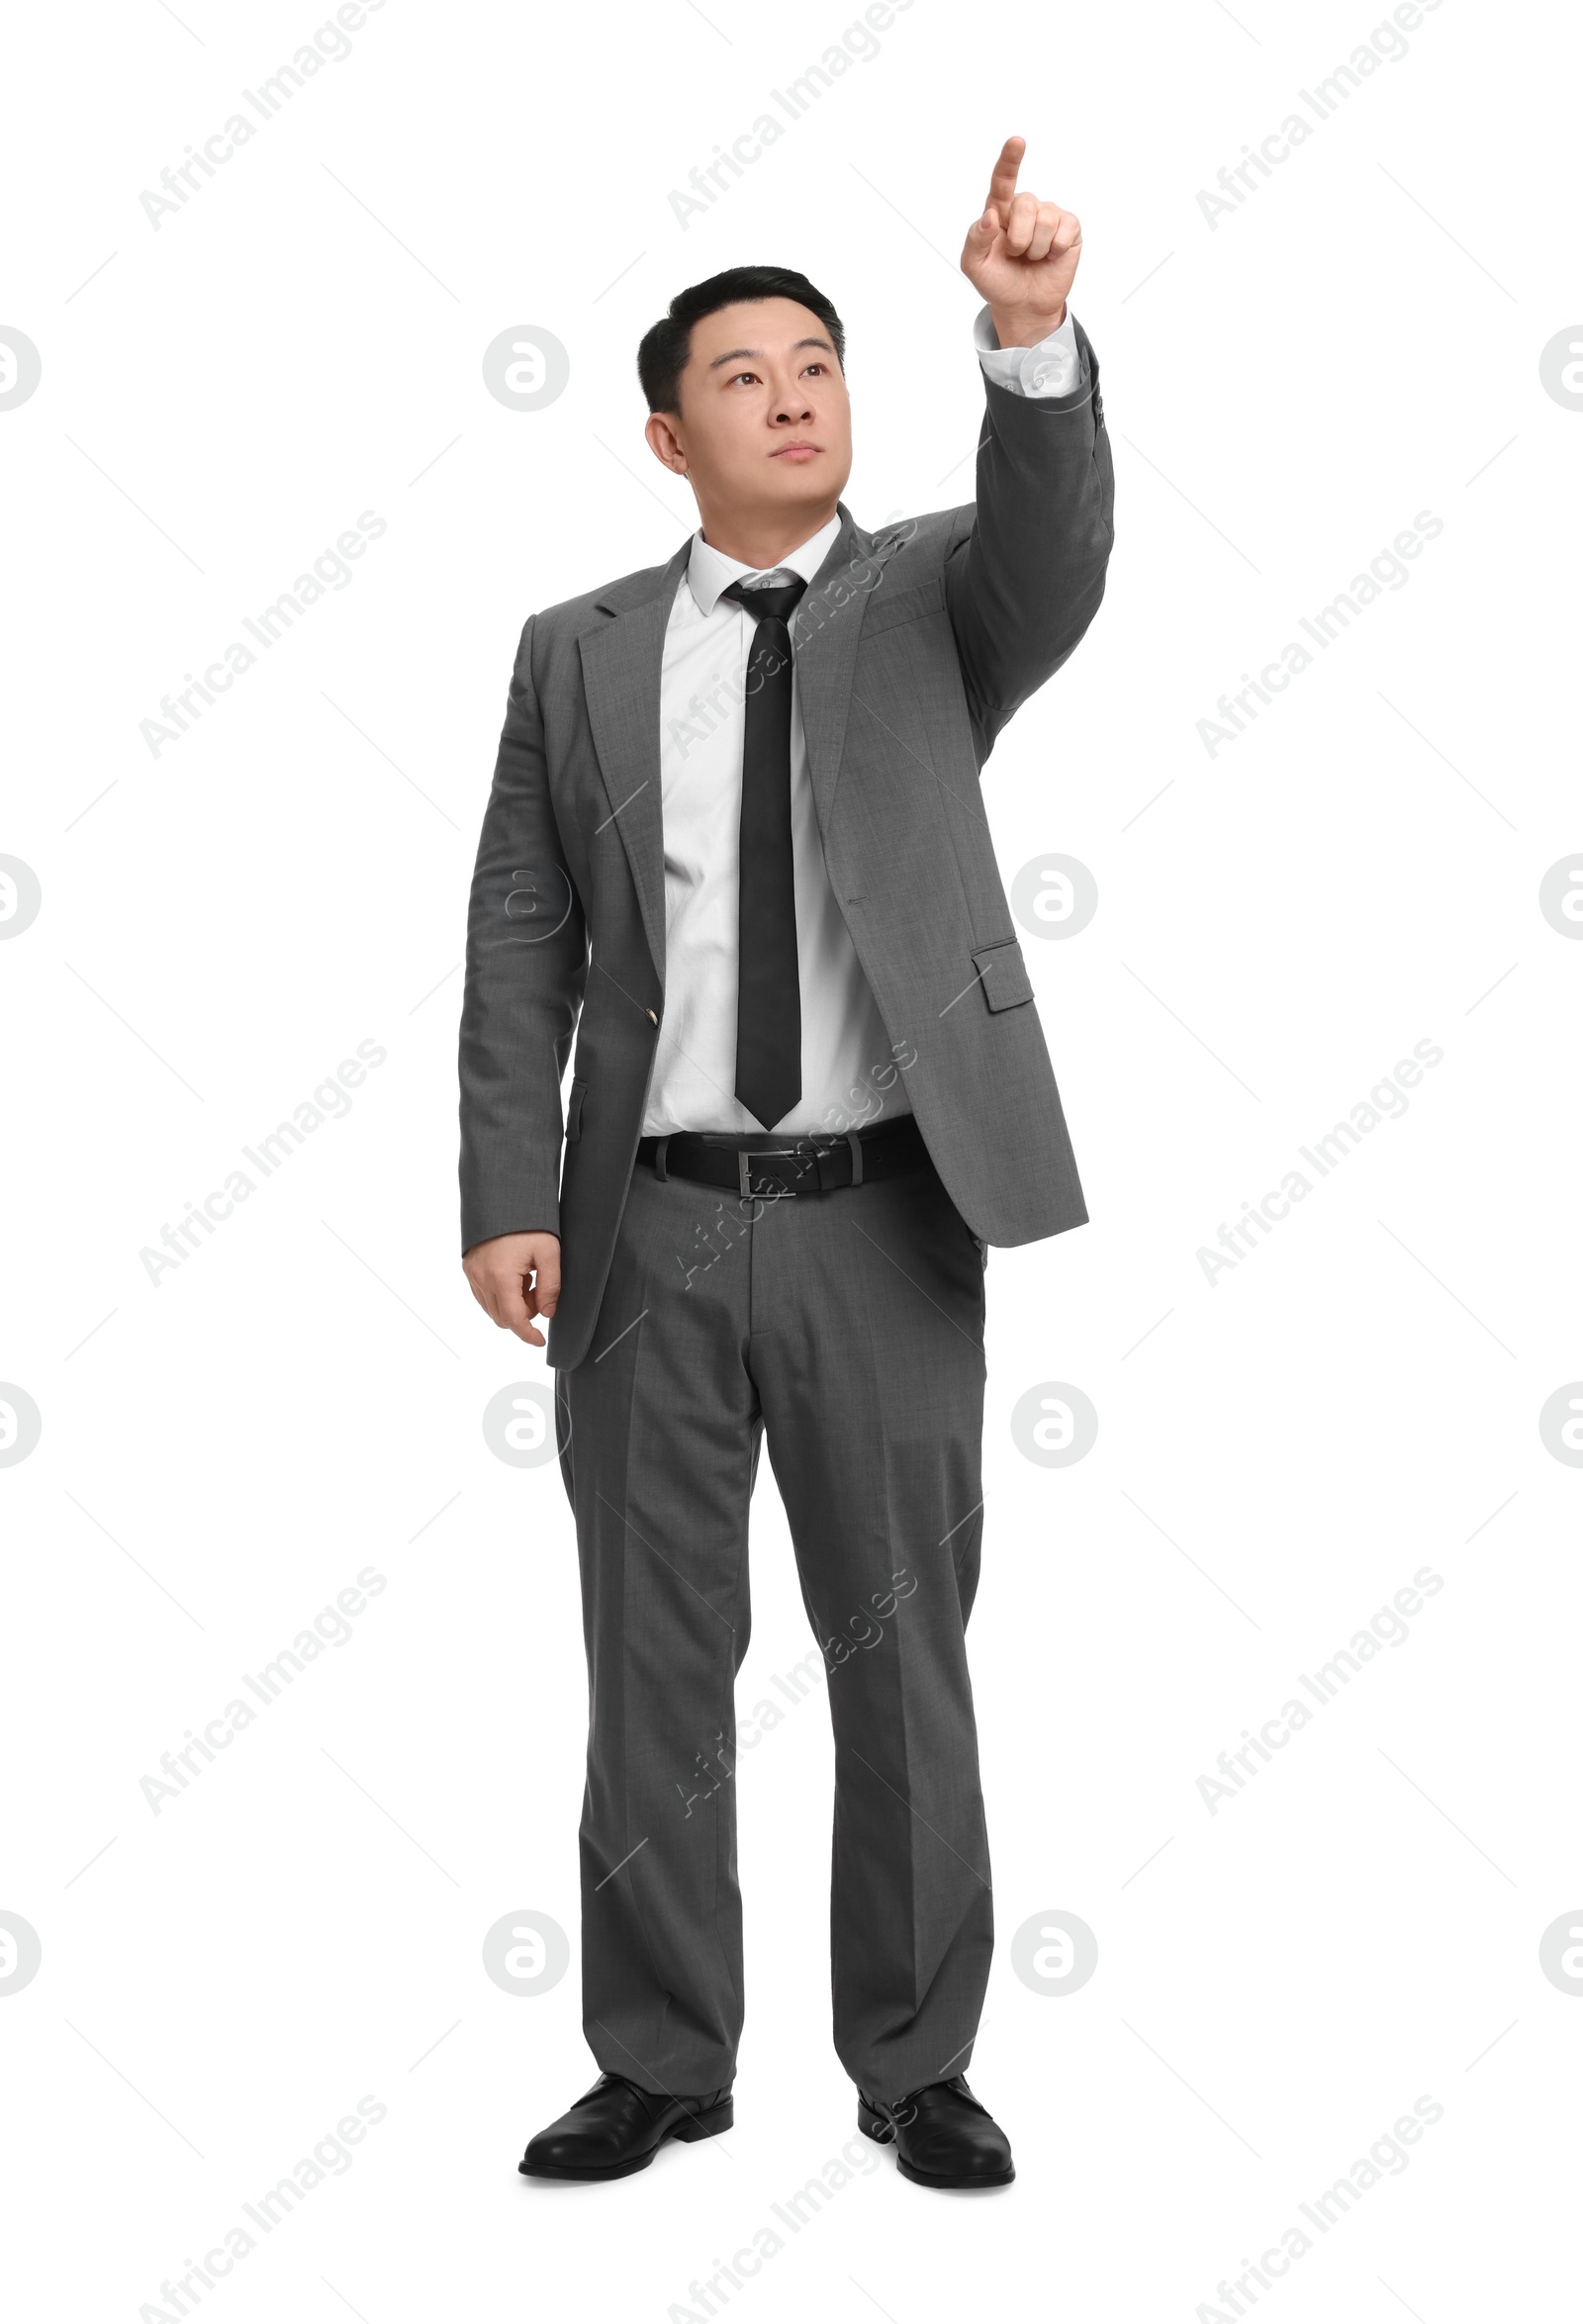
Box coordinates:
[645,297,853,531]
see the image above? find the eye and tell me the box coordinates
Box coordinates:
[729,370,760,387]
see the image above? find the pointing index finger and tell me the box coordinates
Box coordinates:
[983,135,1026,225]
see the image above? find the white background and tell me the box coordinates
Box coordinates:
[3,0,1581,2317]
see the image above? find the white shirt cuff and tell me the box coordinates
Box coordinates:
[973,302,1080,399]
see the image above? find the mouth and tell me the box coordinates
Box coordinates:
[771,442,821,463]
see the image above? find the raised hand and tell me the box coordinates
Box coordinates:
[960,136,1082,346]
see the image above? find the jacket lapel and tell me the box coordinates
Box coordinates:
[793,503,873,830]
[577,537,691,992]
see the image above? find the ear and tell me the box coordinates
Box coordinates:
[645,409,688,476]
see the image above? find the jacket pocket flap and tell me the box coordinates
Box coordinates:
[971,939,1034,1012]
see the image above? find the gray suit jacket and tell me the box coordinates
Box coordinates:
[459,321,1115,1369]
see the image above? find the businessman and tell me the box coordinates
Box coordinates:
[460,137,1113,2188]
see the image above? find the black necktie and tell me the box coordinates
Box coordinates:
[722,575,806,1131]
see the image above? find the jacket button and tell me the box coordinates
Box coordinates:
[647,1008,659,1026]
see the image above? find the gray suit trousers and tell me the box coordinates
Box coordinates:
[555,1146,992,2106]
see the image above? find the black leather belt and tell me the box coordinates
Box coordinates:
[635,1113,927,1197]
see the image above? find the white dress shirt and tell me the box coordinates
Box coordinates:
[641,306,1081,1137]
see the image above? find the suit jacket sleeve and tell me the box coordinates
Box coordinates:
[944,315,1115,754]
[458,614,588,1252]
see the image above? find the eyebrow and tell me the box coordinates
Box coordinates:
[706,336,835,371]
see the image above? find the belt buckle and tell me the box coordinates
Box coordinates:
[739,1147,796,1198]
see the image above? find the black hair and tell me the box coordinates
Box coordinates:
[636,265,846,416]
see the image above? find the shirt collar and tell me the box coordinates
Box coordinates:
[685,510,843,618]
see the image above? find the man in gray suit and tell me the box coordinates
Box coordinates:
[460,136,1113,2188]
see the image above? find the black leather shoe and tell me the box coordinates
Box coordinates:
[518,2071,733,2182]
[857,2073,1014,2187]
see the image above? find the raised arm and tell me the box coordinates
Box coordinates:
[946,136,1115,745]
